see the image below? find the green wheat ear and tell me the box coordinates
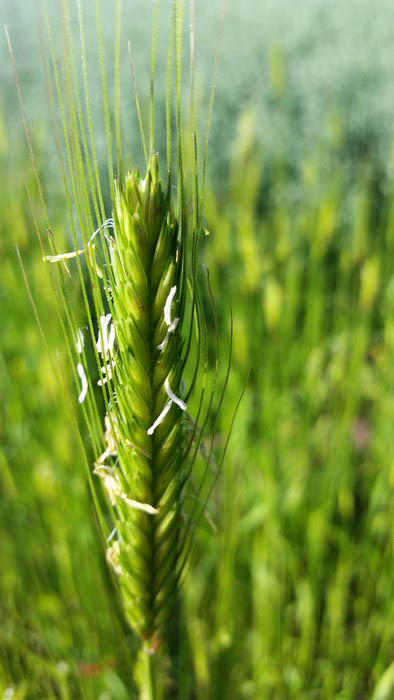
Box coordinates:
[10,0,235,684]
[103,153,187,645]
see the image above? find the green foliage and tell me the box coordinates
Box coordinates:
[195,112,394,698]
[0,115,133,698]
[2,2,394,698]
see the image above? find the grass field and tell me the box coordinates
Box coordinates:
[1,3,394,699]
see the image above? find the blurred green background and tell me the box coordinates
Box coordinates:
[2,1,394,698]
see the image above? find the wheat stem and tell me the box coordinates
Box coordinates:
[145,646,158,700]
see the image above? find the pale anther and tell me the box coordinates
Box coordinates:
[157,318,179,351]
[106,541,122,575]
[89,218,114,245]
[44,249,84,262]
[97,445,116,464]
[96,314,115,357]
[43,218,114,263]
[98,360,114,386]
[157,286,179,351]
[147,400,172,435]
[121,495,159,515]
[93,465,120,505]
[75,329,84,354]
[77,363,88,403]
[164,285,177,326]
[165,377,187,411]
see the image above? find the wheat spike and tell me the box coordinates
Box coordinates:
[101,153,188,645]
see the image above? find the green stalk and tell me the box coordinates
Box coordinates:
[145,645,159,700]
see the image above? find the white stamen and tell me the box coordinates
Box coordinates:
[164,285,177,326]
[147,400,172,435]
[96,314,114,356]
[103,413,119,453]
[104,474,121,505]
[75,329,84,354]
[103,474,122,506]
[77,363,88,403]
[93,463,115,475]
[89,218,114,245]
[93,465,121,505]
[44,249,84,262]
[165,377,187,411]
[168,317,179,333]
[157,335,167,351]
[94,465,158,514]
[106,541,122,575]
[43,219,114,263]
[121,495,159,515]
[98,361,114,386]
[108,323,115,353]
[96,445,116,464]
[157,317,179,351]
[157,286,179,351]
[147,378,187,435]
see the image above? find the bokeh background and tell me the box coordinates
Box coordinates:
[2,1,394,698]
